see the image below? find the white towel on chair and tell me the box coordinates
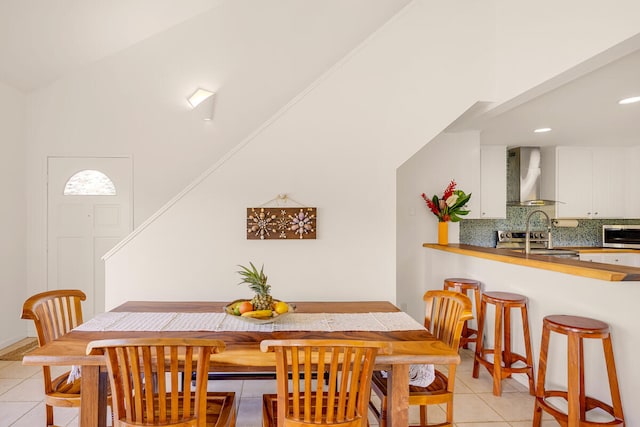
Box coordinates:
[381,364,435,387]
[67,365,81,384]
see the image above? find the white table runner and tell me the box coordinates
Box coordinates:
[70,311,433,388]
[74,311,426,333]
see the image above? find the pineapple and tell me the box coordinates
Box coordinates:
[237,262,273,310]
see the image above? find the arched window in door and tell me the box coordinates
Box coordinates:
[63,169,117,195]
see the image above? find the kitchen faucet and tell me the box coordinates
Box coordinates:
[525,209,553,254]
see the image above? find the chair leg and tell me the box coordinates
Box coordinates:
[567,333,581,426]
[502,304,512,373]
[380,397,388,427]
[472,287,482,351]
[579,337,586,421]
[533,324,550,427]
[262,395,272,427]
[368,392,388,427]
[445,400,454,426]
[46,403,53,427]
[492,303,503,396]
[228,403,237,427]
[520,304,536,395]
[472,300,486,378]
[461,320,470,349]
[602,336,625,421]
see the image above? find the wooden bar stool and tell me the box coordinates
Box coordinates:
[533,315,624,426]
[472,291,535,396]
[443,278,481,349]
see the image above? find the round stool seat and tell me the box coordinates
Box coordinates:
[544,315,609,335]
[482,291,527,305]
[444,278,480,288]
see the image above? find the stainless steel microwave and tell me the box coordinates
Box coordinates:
[603,225,640,249]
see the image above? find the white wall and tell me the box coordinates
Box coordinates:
[0,82,26,347]
[23,0,410,308]
[105,1,494,309]
[396,132,480,320]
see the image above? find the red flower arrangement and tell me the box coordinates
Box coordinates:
[421,180,471,222]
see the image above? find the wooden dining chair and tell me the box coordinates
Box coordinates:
[261,339,387,427]
[21,289,90,427]
[87,337,236,427]
[369,290,473,427]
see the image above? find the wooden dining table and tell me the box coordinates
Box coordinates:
[22,300,460,427]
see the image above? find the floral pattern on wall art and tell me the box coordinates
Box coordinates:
[247,207,316,240]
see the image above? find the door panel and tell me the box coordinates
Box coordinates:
[93,205,122,232]
[56,237,91,291]
[48,157,132,319]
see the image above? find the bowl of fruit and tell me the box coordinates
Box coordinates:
[224,263,294,323]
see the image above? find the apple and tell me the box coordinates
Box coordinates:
[238,301,253,315]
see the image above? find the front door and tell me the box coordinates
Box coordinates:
[47,156,132,319]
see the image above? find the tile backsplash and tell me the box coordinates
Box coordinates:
[459,206,640,247]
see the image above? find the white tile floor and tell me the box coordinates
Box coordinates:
[0,349,561,427]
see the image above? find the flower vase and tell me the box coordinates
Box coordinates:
[438,221,449,245]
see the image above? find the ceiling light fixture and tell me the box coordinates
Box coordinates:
[618,96,640,105]
[187,88,214,108]
[533,127,552,133]
[187,88,216,121]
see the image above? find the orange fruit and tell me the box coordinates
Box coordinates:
[238,301,254,314]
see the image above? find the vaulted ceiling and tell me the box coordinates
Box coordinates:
[1,1,639,148]
[0,0,223,92]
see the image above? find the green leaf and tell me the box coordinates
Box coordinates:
[450,192,471,209]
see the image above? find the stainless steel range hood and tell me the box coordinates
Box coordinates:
[507,147,558,206]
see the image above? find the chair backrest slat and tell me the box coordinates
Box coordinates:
[262,339,387,427]
[87,338,225,427]
[171,346,180,423]
[424,290,473,351]
[22,289,86,347]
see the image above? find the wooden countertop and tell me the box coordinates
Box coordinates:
[423,243,640,282]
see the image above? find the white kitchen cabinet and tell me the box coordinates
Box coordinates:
[479,145,506,218]
[579,253,604,263]
[580,252,640,267]
[556,147,626,218]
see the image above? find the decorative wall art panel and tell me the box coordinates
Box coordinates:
[246,207,317,240]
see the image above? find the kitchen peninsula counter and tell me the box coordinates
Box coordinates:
[423,243,640,281]
[422,243,639,420]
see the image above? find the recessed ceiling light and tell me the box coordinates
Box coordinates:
[618,96,640,105]
[534,127,552,133]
